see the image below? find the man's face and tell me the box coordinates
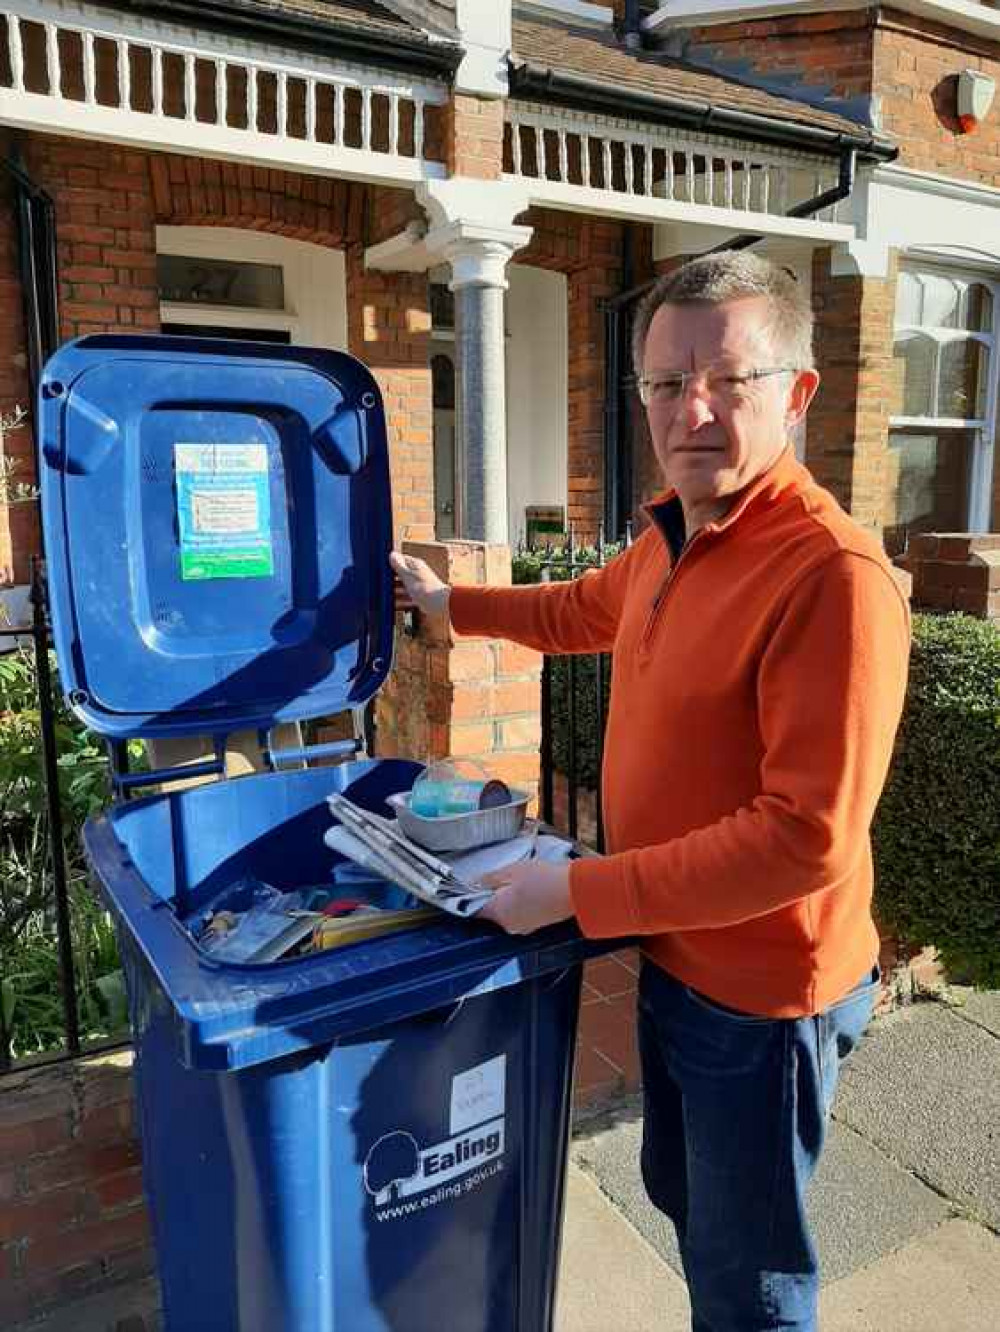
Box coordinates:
[641,296,818,510]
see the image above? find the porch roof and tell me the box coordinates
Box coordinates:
[510,16,895,159]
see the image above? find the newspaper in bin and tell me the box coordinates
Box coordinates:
[325,794,495,918]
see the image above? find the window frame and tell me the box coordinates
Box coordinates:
[890,262,999,533]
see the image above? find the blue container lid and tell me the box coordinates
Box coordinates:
[39,335,395,740]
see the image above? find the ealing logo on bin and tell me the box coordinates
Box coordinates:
[363,1055,506,1214]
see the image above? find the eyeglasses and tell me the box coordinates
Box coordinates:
[636,366,796,409]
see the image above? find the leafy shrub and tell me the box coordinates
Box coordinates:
[0,646,131,1061]
[873,612,1000,987]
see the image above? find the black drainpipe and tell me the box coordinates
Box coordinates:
[2,149,60,397]
[601,143,859,537]
[623,0,643,51]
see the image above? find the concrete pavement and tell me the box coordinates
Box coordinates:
[557,990,1000,1332]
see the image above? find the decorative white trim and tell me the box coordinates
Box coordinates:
[0,0,448,187]
[365,220,433,274]
[834,161,1000,278]
[515,0,615,27]
[418,177,533,230]
[454,0,511,98]
[428,221,535,289]
[159,302,299,331]
[504,101,851,235]
[874,163,1000,208]
[516,176,853,238]
[644,0,1000,43]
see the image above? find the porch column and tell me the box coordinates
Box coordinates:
[436,224,531,543]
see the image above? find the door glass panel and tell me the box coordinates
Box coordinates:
[884,430,971,557]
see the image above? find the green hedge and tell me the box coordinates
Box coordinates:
[873,612,1000,987]
[512,551,1000,985]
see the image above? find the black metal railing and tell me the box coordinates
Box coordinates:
[0,560,82,1072]
[515,523,632,853]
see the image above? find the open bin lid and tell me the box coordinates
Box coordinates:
[39,335,395,741]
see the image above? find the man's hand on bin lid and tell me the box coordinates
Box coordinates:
[478,861,574,935]
[390,552,451,624]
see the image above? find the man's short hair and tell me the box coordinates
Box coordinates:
[632,251,815,376]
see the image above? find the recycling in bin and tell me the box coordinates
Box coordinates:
[38,334,608,1332]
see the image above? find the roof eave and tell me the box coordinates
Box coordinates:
[112,0,464,80]
[508,60,898,162]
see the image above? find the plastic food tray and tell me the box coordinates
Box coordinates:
[386,790,530,852]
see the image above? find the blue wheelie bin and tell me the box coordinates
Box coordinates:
[38,335,605,1332]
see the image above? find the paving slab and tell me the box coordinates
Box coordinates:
[571,1100,950,1285]
[950,987,1000,1040]
[818,1219,1000,1332]
[836,1003,1000,1230]
[556,1163,690,1332]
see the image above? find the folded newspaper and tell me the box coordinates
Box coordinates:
[325,793,574,920]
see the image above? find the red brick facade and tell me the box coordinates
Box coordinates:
[685,11,875,107]
[876,9,1000,183]
[808,248,899,532]
[0,1055,151,1329]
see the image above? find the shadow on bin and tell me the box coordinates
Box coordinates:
[345,1002,522,1331]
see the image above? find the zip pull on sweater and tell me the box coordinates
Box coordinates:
[450,450,911,1018]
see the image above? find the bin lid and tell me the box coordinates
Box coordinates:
[39,335,395,740]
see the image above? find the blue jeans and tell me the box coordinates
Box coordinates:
[637,961,879,1332]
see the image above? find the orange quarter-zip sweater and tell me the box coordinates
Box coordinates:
[450,450,911,1017]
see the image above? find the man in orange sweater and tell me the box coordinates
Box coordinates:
[392,251,910,1331]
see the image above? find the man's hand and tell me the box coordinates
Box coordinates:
[390,551,451,622]
[477,861,574,935]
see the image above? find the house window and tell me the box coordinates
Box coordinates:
[887,267,998,556]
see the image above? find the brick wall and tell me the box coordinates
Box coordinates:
[444,93,505,180]
[24,137,160,343]
[807,247,899,530]
[0,1054,152,1329]
[683,12,875,113]
[875,10,1000,183]
[901,532,1000,620]
[376,539,543,790]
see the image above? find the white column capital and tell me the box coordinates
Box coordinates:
[425,221,533,290]
[417,178,531,232]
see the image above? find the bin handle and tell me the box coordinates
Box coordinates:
[265,707,369,768]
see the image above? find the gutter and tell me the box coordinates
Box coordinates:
[112,0,464,80]
[508,61,897,162]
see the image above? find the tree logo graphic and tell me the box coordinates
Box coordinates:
[363,1131,422,1205]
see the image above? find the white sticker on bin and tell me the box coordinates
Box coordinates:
[451,1055,506,1136]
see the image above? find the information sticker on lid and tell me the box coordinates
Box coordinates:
[175,442,273,581]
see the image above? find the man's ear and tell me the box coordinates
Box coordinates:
[785,368,820,431]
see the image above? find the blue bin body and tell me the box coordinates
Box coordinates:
[40,336,605,1332]
[86,759,588,1332]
